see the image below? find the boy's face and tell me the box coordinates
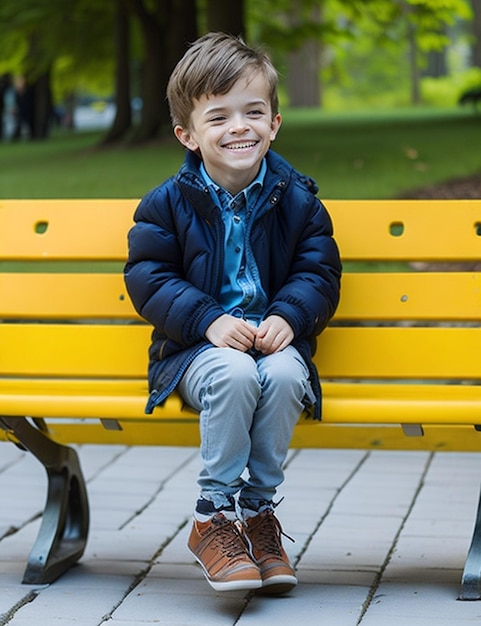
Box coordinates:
[174,71,281,195]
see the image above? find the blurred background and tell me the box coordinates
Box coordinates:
[0,0,480,199]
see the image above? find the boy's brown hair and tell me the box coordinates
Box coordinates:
[167,32,279,129]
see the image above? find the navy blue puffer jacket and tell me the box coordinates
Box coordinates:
[124,149,341,418]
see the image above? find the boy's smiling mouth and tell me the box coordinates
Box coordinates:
[223,140,258,151]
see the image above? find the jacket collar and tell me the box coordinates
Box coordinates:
[178,148,287,186]
[175,149,319,226]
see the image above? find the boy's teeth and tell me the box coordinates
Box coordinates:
[227,142,255,150]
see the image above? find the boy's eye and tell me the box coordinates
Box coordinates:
[248,109,264,117]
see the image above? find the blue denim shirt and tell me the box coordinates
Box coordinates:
[200,160,268,324]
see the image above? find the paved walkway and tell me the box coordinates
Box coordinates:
[1,443,481,625]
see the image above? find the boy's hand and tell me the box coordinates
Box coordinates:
[205,314,256,352]
[255,315,294,355]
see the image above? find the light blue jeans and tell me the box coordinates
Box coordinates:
[178,345,314,510]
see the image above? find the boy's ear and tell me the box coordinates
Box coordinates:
[270,113,282,141]
[174,125,199,151]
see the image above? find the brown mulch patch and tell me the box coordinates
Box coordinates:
[399,172,481,199]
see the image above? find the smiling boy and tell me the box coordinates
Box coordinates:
[125,33,341,594]
[174,70,281,197]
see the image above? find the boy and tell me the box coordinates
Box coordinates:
[124,32,341,594]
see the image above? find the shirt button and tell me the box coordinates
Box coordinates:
[233,215,241,223]
[235,246,241,253]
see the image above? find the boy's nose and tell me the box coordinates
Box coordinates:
[229,115,248,133]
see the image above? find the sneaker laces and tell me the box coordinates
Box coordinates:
[209,515,250,560]
[247,510,294,557]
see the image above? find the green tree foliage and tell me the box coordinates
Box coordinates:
[0,0,115,137]
[343,0,473,103]
[0,0,476,143]
[248,0,473,106]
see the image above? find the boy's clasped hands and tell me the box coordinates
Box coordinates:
[205,314,294,355]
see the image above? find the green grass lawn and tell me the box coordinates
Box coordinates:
[0,106,480,199]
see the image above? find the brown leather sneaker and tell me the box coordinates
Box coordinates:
[242,509,297,595]
[188,512,262,592]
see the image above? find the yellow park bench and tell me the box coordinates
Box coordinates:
[1,198,481,599]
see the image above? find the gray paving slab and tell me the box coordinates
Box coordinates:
[1,444,481,625]
[360,582,481,625]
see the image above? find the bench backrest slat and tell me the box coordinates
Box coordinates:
[329,199,481,261]
[1,199,481,262]
[337,272,481,321]
[0,274,137,319]
[2,272,481,321]
[0,200,136,261]
[1,324,480,381]
[0,324,150,378]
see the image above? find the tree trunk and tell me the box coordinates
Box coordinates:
[423,47,447,78]
[23,33,52,140]
[287,39,321,107]
[129,0,164,142]
[130,0,197,143]
[407,21,421,104]
[102,0,132,145]
[206,0,245,37]
[164,0,198,109]
[472,0,481,68]
[286,2,321,108]
[31,70,52,140]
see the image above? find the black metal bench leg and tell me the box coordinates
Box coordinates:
[0,417,89,584]
[460,484,481,600]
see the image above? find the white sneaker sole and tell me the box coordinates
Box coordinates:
[258,573,298,595]
[209,577,263,592]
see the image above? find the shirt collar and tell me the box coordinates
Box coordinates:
[200,159,266,205]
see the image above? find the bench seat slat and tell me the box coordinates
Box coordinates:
[1,378,480,425]
[1,422,479,452]
[322,382,481,424]
[0,378,194,419]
